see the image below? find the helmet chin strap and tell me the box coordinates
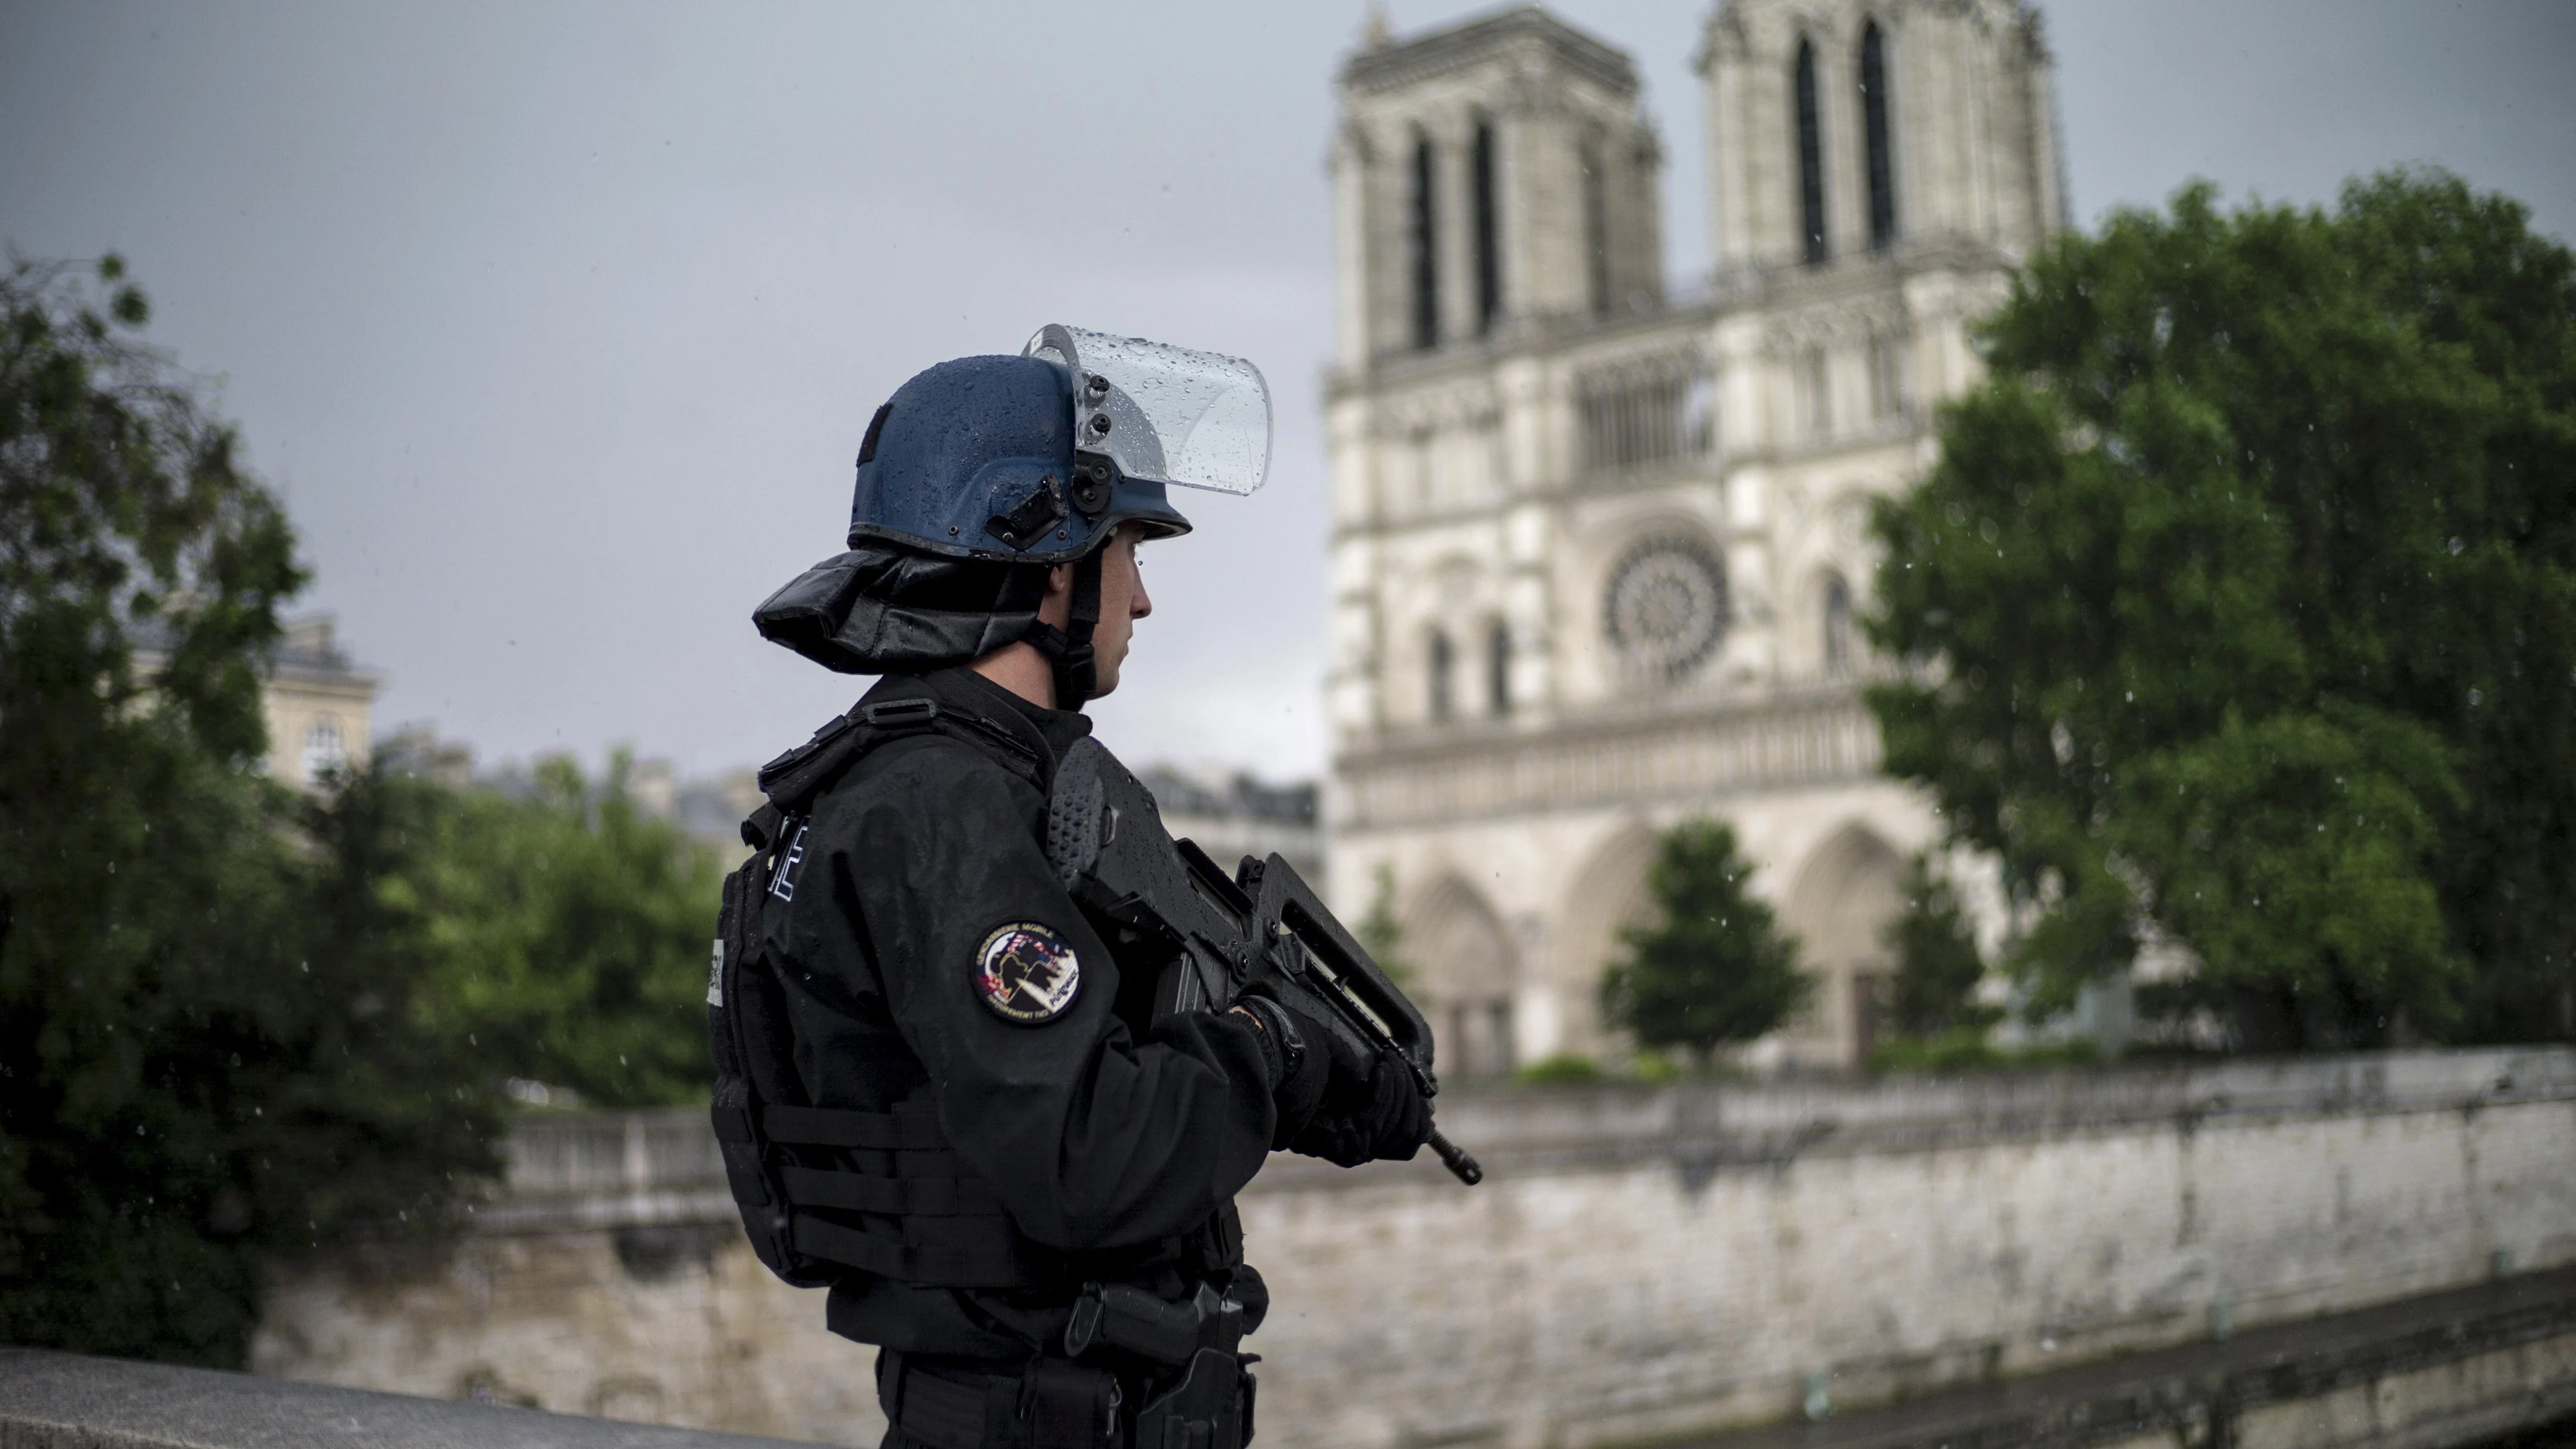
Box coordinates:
[1019,548,1104,709]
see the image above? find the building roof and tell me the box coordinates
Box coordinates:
[1133,765,1318,829]
[1341,4,1636,97]
[265,615,380,691]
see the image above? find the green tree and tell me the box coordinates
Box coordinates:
[0,257,503,1365]
[1882,856,2000,1039]
[403,752,720,1107]
[1868,171,2576,1049]
[1598,821,1811,1069]
[1353,863,1415,988]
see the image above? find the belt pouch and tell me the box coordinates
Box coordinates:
[876,1353,1002,1449]
[1029,1358,1119,1449]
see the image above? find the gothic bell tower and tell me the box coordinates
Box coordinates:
[1330,7,1667,370]
[1699,0,2066,276]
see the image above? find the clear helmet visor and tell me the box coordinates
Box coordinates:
[1023,324,1271,495]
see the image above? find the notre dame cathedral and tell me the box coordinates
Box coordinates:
[1321,1,2065,1073]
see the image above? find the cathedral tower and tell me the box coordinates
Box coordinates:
[1701,0,2064,275]
[1324,1,2063,1074]
[1332,9,1666,366]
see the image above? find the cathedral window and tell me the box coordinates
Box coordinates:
[1472,120,1502,332]
[1411,132,1441,350]
[1486,619,1512,717]
[1604,538,1729,684]
[1867,328,1906,421]
[1859,21,1897,251]
[1799,347,1832,437]
[1581,136,1610,317]
[1427,628,1455,722]
[1794,37,1827,265]
[1822,572,1854,671]
[1578,360,1715,474]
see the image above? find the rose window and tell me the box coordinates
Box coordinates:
[1603,538,1728,681]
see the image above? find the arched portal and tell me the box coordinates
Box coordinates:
[1404,874,1519,1079]
[1782,824,1908,1066]
[1548,823,1662,1063]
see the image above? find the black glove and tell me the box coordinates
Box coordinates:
[1231,994,1340,1149]
[1287,1045,1433,1168]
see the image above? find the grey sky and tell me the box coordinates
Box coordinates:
[4,1,2569,782]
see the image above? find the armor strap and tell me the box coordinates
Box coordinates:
[777,1165,1004,1217]
[758,1101,947,1150]
[755,696,953,811]
[791,1212,1042,1290]
[1020,548,1104,707]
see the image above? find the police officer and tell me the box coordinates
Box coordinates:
[723,327,1435,1449]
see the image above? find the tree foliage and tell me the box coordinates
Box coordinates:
[1867,171,2576,1048]
[1598,821,1811,1066]
[398,750,721,1107]
[1882,856,1999,1039]
[1353,863,1416,990]
[0,257,505,1365]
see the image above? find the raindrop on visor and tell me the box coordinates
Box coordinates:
[1023,323,1272,495]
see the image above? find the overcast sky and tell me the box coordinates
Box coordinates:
[4,1,2569,783]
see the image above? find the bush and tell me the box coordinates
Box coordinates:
[1869,1030,2103,1074]
[1512,1053,1604,1086]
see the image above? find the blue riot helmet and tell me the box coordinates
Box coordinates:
[755,325,1271,705]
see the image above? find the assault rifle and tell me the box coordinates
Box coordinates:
[1045,739,1482,1186]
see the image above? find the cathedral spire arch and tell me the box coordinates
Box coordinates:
[1409,127,1441,350]
[1793,34,1828,265]
[1470,113,1502,333]
[1858,17,1896,251]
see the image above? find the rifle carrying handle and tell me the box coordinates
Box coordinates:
[1428,1129,1482,1185]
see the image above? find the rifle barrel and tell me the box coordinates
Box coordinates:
[1428,1129,1482,1185]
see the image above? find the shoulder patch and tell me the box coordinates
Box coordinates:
[973,922,1082,1025]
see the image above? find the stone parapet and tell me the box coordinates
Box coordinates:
[1676,1266,2576,1449]
[254,1047,2576,1448]
[480,1046,2576,1215]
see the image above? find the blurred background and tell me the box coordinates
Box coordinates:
[2,1,2567,781]
[6,4,2576,1448]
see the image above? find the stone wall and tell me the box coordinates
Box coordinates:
[252,1048,2576,1449]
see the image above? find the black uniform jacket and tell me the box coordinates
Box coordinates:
[764,666,1277,1359]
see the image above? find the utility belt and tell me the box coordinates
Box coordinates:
[879,1283,1256,1449]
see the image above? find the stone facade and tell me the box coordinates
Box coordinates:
[136,612,381,790]
[252,1048,2576,1448]
[1323,1,2066,1070]
[259,615,381,790]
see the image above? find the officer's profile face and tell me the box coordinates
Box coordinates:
[1089,525,1152,696]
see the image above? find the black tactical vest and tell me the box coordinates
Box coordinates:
[707,694,1241,1294]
